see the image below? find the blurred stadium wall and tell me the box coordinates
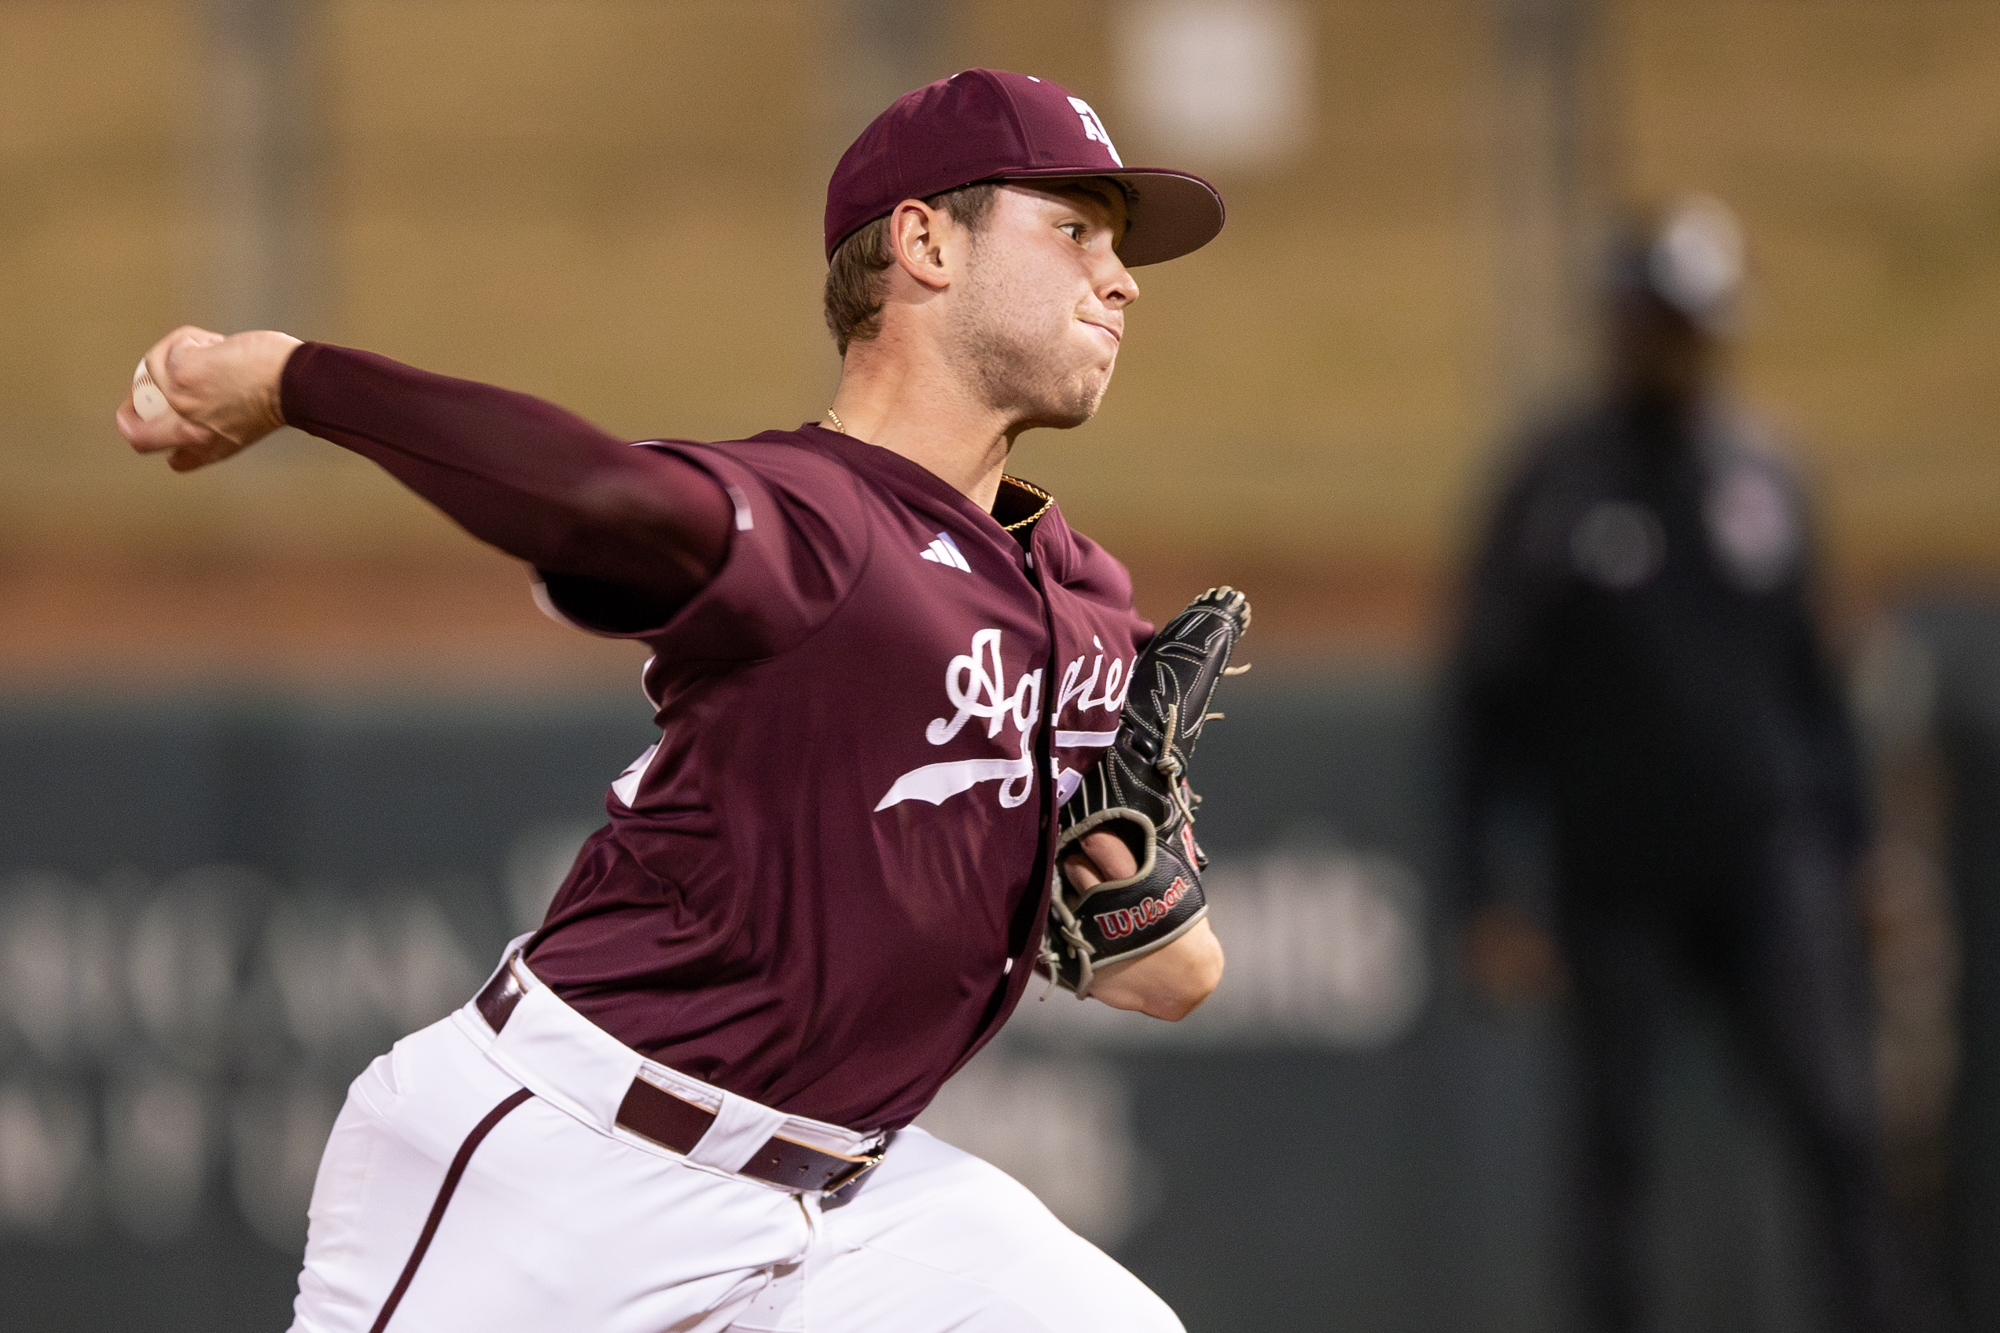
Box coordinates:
[4,0,1999,688]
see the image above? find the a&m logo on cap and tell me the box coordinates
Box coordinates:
[1067,96,1124,166]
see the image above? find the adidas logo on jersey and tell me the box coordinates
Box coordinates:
[920,532,970,572]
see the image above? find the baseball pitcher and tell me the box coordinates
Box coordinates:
[117,69,1248,1333]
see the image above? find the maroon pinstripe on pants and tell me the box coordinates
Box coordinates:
[367,1087,534,1333]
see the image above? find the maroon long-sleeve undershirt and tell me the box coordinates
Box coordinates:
[279,343,733,619]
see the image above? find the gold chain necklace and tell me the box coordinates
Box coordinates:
[825,407,845,433]
[999,476,1053,533]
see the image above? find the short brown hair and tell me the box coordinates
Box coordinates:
[823,183,999,356]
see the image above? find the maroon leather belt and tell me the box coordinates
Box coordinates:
[475,958,882,1194]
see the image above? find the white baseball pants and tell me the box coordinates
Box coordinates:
[286,949,1182,1333]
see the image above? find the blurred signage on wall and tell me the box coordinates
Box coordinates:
[0,866,482,1251]
[0,833,1428,1254]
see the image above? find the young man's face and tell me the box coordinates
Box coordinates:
[945,182,1139,432]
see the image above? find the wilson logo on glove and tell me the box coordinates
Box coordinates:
[1094,877,1190,941]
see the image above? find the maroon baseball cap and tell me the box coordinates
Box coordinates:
[824,68,1225,268]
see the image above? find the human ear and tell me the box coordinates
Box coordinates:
[888,200,952,292]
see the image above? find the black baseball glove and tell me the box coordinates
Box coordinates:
[1042,586,1251,997]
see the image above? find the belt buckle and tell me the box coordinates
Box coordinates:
[822,1145,885,1194]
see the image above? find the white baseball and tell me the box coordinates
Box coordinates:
[132,358,174,422]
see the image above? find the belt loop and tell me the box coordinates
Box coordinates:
[682,1092,789,1175]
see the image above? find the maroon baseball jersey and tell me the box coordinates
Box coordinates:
[279,347,1150,1132]
[526,428,1150,1130]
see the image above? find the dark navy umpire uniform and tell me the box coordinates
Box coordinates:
[1448,201,1923,1333]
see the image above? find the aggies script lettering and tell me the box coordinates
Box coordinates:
[875,629,1134,812]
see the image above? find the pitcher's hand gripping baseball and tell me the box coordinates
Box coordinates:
[116,326,300,471]
[1044,587,1251,997]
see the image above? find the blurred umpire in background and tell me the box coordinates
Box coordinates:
[1447,198,1939,1333]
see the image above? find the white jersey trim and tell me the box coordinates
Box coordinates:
[874,756,1034,811]
[531,579,586,631]
[611,740,661,807]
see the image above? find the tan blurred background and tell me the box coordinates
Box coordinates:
[4,0,1999,690]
